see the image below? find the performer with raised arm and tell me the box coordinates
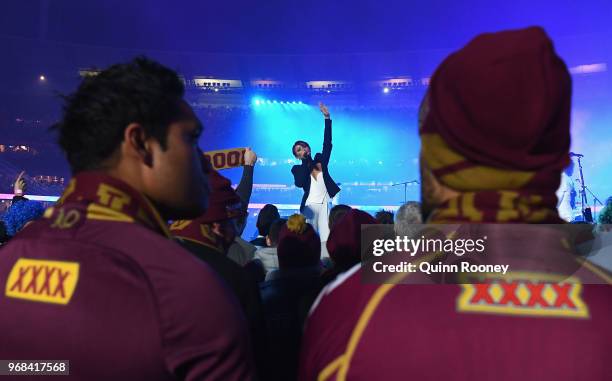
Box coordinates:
[291,102,340,242]
[556,158,578,221]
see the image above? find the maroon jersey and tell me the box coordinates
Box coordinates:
[299,226,612,381]
[0,172,255,381]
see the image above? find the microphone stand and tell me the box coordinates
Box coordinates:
[576,156,593,222]
[392,180,419,204]
[584,186,605,222]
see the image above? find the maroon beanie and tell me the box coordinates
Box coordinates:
[326,209,377,268]
[423,26,571,172]
[277,214,321,269]
[195,169,244,224]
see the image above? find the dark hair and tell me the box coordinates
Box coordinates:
[53,56,186,173]
[267,218,287,246]
[599,196,612,224]
[256,204,280,236]
[292,140,310,156]
[375,210,394,225]
[329,204,352,230]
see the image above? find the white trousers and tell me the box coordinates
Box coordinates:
[303,201,331,243]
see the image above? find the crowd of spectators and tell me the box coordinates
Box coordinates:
[1,27,612,381]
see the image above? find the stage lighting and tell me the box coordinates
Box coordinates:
[39,75,46,81]
[383,87,390,93]
[252,97,263,106]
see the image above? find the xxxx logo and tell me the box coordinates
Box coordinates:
[457,272,589,319]
[5,259,80,305]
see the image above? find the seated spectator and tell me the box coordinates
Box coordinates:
[322,209,377,284]
[0,57,254,380]
[328,204,351,230]
[598,196,612,225]
[253,218,286,274]
[1,171,45,241]
[260,214,324,381]
[1,199,44,238]
[374,209,394,224]
[229,212,258,265]
[170,168,266,379]
[228,148,259,266]
[320,204,353,266]
[251,204,280,247]
[394,200,422,237]
[585,196,612,271]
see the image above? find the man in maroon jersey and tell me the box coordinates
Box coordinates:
[0,57,255,380]
[299,27,612,381]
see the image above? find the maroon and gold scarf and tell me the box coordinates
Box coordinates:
[50,171,172,237]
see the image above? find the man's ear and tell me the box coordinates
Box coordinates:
[124,123,153,167]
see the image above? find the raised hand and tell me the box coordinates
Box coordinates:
[319,102,330,118]
[244,147,258,166]
[13,171,26,196]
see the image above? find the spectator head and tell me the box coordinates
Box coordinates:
[277,214,321,269]
[170,170,244,251]
[2,200,45,237]
[329,204,352,230]
[292,141,311,160]
[53,56,209,220]
[327,209,377,270]
[394,201,422,236]
[419,27,571,223]
[375,210,394,225]
[256,204,280,237]
[599,197,612,225]
[266,218,287,248]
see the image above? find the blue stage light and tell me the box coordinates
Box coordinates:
[383,87,390,94]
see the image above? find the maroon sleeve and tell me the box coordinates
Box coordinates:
[149,254,256,381]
